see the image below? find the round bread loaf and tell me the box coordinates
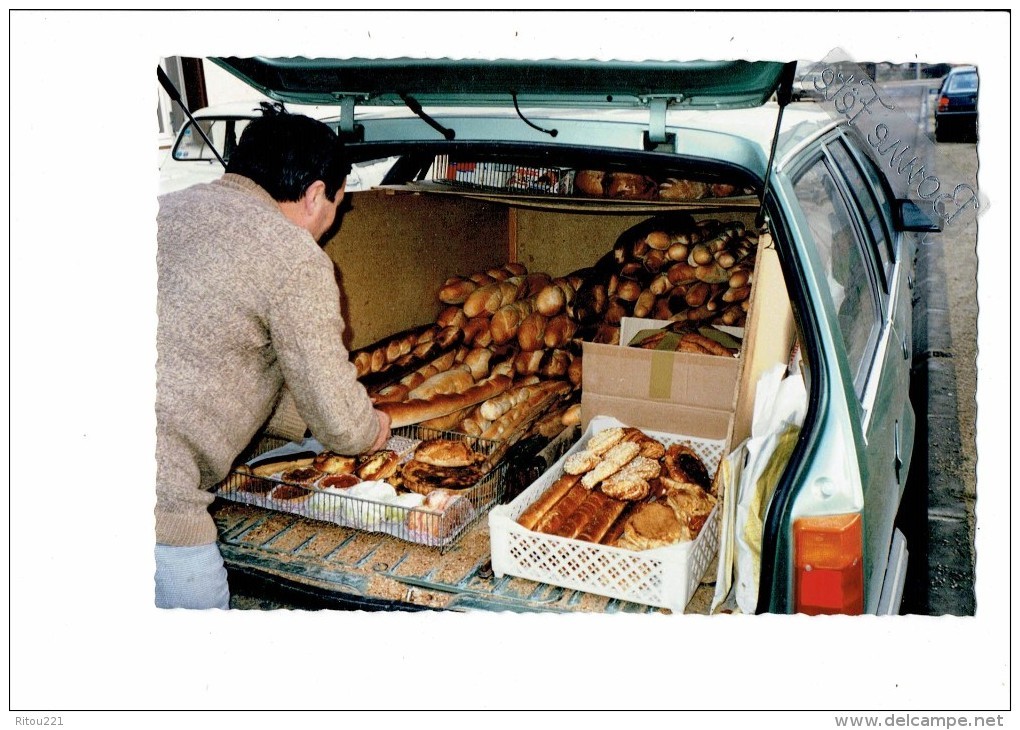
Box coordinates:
[574,169,606,196]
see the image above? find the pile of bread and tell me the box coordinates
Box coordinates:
[516,426,717,551]
[355,262,583,442]
[572,214,759,346]
[573,170,751,201]
[350,214,758,448]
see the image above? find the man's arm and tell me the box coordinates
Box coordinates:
[268,255,386,455]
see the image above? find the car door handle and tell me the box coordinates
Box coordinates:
[894,420,904,483]
[902,336,910,360]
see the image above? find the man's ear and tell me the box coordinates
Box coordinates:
[303,180,327,213]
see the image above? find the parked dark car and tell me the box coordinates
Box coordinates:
[934,65,978,142]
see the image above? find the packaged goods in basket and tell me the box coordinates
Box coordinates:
[218,427,504,548]
[489,416,724,611]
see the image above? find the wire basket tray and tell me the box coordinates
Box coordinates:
[431,156,574,196]
[217,426,506,550]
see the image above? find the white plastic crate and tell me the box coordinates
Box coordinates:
[489,416,724,612]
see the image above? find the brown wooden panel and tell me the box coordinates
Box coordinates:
[323,190,510,350]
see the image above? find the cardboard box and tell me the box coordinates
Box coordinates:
[581,241,796,450]
[582,317,740,443]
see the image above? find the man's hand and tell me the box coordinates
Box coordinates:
[369,408,392,452]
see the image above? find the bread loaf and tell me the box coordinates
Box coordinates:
[439,277,478,304]
[481,380,571,442]
[536,483,589,534]
[517,312,548,352]
[463,283,506,318]
[634,289,657,318]
[543,314,577,349]
[540,349,572,379]
[567,353,583,387]
[377,373,514,428]
[535,282,567,317]
[406,365,475,401]
[490,300,533,345]
[517,474,581,531]
[372,383,410,405]
[606,172,657,200]
[463,347,494,380]
[419,405,476,431]
[576,493,630,543]
[513,349,545,376]
[574,169,606,196]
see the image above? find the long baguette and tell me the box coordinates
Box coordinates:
[406,364,474,401]
[377,374,514,428]
[516,473,581,531]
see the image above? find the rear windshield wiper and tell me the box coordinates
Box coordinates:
[399,93,455,140]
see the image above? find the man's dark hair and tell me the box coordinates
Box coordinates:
[226,111,351,202]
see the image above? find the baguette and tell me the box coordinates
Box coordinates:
[481,380,572,442]
[406,364,473,401]
[479,377,540,421]
[377,374,514,428]
[438,277,478,304]
[420,405,476,431]
[517,473,581,531]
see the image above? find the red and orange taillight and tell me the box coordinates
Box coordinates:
[938,95,950,112]
[794,513,864,615]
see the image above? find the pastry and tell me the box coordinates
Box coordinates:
[279,466,322,486]
[400,459,483,495]
[663,443,712,491]
[413,438,482,468]
[615,501,688,551]
[312,452,357,475]
[580,440,641,489]
[355,450,401,481]
[563,449,600,475]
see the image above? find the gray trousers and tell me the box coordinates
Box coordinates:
[154,543,230,609]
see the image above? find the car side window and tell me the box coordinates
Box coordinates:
[826,139,895,289]
[793,156,883,398]
[173,118,251,162]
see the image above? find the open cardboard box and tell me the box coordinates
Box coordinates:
[580,239,796,453]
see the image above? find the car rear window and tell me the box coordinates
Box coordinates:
[947,72,978,93]
[793,156,883,396]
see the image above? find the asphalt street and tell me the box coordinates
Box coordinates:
[879,79,978,615]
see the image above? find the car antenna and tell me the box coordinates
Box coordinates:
[756,61,798,230]
[157,65,227,168]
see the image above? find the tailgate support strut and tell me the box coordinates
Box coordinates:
[756,62,799,228]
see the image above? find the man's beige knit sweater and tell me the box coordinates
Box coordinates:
[156,174,379,546]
